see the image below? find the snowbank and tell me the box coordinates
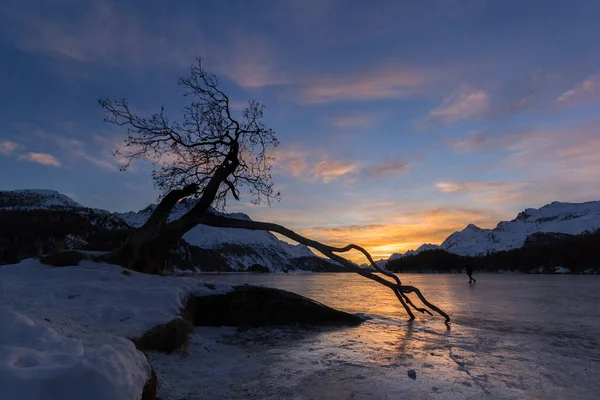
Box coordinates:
[0,259,232,400]
[0,308,148,400]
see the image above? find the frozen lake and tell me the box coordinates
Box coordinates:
[152,273,600,399]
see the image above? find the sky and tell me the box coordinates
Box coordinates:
[1,0,599,262]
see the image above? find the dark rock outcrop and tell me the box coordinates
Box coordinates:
[188,285,362,328]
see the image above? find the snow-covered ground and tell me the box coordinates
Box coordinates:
[0,259,230,400]
[3,261,600,399]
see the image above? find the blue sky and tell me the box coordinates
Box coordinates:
[1,0,599,260]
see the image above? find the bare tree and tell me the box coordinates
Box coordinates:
[99,59,449,323]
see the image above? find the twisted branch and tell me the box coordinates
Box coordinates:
[171,212,450,324]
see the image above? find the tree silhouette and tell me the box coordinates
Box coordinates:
[99,58,449,323]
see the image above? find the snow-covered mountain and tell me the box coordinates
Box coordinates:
[378,200,600,266]
[0,189,128,231]
[440,201,600,256]
[118,199,320,271]
[371,244,441,268]
[0,190,130,264]
[119,200,314,257]
[0,189,83,210]
[1,189,336,272]
[402,243,441,257]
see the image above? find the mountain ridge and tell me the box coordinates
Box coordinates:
[0,189,335,272]
[378,200,600,265]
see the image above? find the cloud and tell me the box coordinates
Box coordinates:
[274,147,411,183]
[32,127,127,171]
[425,85,490,124]
[5,1,151,64]
[273,147,359,183]
[3,1,288,89]
[435,180,526,205]
[18,152,61,167]
[329,115,376,128]
[58,137,120,171]
[368,160,410,178]
[0,140,21,156]
[210,34,289,89]
[312,159,358,183]
[435,181,524,204]
[446,129,521,153]
[296,63,435,103]
[487,118,600,205]
[555,73,600,106]
[435,181,518,194]
[446,130,489,152]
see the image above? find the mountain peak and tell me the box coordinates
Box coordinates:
[0,189,83,210]
[465,223,481,231]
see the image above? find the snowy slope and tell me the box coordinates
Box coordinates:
[441,201,600,256]
[119,199,318,271]
[0,259,231,400]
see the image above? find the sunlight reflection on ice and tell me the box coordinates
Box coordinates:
[151,273,600,399]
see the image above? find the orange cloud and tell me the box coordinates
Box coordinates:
[273,147,358,183]
[18,152,61,167]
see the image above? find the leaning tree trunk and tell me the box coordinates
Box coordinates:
[105,192,450,322]
[105,184,200,274]
[107,151,240,274]
[104,163,449,321]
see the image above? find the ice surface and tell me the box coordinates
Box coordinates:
[4,260,599,399]
[152,273,600,399]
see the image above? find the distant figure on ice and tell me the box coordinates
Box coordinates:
[466,266,476,283]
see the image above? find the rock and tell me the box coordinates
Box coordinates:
[187,285,363,327]
[133,318,193,353]
[407,369,417,379]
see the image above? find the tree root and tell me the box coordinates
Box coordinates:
[188,213,451,324]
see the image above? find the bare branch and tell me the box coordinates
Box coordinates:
[166,212,451,323]
[99,58,279,211]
